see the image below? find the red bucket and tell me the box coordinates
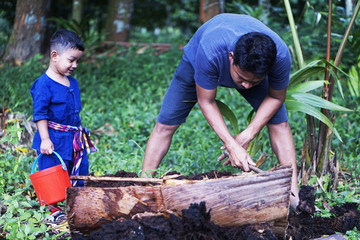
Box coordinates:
[29,151,71,206]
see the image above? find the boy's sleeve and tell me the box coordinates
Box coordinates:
[31,79,50,122]
[194,45,219,90]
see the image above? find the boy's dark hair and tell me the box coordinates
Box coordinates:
[50,29,84,54]
[233,32,277,77]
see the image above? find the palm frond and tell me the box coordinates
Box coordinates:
[285,99,342,142]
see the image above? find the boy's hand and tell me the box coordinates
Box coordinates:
[40,138,54,155]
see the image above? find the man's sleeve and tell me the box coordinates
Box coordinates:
[194,45,219,90]
[268,49,291,90]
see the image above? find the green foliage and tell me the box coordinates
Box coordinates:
[0,53,46,112]
[47,17,103,52]
[215,99,240,134]
[308,174,360,222]
[285,60,354,142]
[0,9,11,57]
[346,227,360,240]
[0,123,63,239]
[348,57,360,97]
[131,0,199,34]
[0,191,50,240]
[226,2,269,23]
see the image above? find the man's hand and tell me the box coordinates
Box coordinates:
[217,127,256,171]
[217,141,255,172]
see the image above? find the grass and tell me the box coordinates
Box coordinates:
[0,44,359,239]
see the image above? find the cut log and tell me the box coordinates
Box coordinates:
[162,167,292,238]
[66,185,165,235]
[66,167,292,238]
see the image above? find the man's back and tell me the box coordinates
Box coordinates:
[182,13,291,91]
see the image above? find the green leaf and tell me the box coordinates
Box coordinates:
[289,92,353,112]
[20,201,32,208]
[24,224,31,236]
[287,80,328,93]
[348,66,359,97]
[215,99,239,134]
[16,231,25,239]
[19,212,31,221]
[289,60,325,88]
[285,99,342,142]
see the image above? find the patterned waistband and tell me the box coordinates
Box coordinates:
[48,121,97,185]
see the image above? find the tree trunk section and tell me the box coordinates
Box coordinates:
[105,0,134,42]
[199,0,224,23]
[72,0,83,23]
[67,167,292,238]
[6,0,48,64]
[66,185,165,235]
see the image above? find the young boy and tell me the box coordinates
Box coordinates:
[31,29,96,223]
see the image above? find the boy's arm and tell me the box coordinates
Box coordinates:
[195,83,255,172]
[36,119,54,155]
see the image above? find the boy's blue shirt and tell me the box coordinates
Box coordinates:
[182,13,291,90]
[31,73,82,160]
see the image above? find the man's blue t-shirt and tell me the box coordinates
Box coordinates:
[182,13,291,91]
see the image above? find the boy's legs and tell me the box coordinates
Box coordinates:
[66,150,89,187]
[142,58,197,177]
[38,150,89,204]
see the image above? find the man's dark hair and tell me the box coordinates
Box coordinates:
[233,32,277,77]
[50,29,84,54]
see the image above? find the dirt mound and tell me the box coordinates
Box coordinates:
[71,202,277,240]
[286,186,360,239]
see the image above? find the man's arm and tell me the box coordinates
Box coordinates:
[196,83,255,171]
[218,86,287,165]
[236,87,287,146]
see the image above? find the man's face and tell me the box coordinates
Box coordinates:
[229,52,264,89]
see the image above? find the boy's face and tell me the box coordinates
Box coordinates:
[51,48,84,76]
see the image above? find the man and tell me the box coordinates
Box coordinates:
[141,14,299,210]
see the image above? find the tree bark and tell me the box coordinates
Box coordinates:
[199,0,224,23]
[6,0,48,64]
[72,0,83,23]
[105,0,134,42]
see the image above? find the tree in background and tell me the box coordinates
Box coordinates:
[105,0,134,42]
[199,0,224,23]
[5,0,49,64]
[72,0,83,23]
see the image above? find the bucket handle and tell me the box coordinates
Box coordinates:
[31,151,67,174]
